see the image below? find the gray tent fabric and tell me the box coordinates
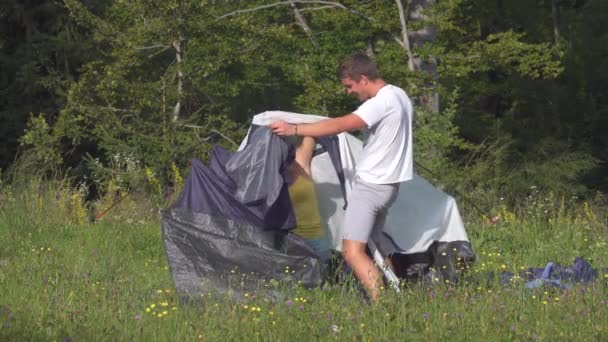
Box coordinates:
[225,125,292,209]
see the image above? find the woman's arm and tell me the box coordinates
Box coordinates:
[294,136,316,178]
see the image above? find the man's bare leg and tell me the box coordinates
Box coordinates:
[342,239,382,301]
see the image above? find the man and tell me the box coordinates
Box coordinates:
[270,52,413,300]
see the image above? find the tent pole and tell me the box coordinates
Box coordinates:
[368,240,401,292]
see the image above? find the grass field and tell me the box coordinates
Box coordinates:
[1,181,607,341]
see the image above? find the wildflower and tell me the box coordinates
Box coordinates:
[285,300,293,307]
[243,305,249,310]
[146,308,151,313]
[150,304,156,308]
[422,313,430,319]
[156,290,163,294]
[360,324,365,328]
[299,305,305,310]
[501,264,506,269]
[134,314,141,320]
[441,252,447,256]
[542,301,548,305]
[161,301,169,307]
[172,307,177,311]
[554,297,559,302]
[157,313,163,318]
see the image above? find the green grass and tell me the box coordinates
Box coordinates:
[1,184,608,341]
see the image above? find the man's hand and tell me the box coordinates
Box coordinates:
[269,120,296,136]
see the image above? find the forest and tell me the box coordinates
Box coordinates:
[1,0,607,204]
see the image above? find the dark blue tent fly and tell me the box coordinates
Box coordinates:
[161,126,337,297]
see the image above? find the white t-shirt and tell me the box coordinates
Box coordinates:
[353,84,413,184]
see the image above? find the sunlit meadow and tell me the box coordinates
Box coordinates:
[1,180,607,341]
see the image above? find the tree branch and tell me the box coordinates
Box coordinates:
[394,0,416,71]
[134,44,170,50]
[216,1,347,19]
[183,125,239,147]
[298,5,342,12]
[289,1,319,48]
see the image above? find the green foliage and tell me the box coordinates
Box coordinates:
[3,0,606,201]
[0,0,99,169]
[19,114,63,171]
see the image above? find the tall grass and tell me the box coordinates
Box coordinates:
[1,179,607,341]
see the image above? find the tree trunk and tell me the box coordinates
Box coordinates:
[407,0,439,112]
[394,0,438,112]
[551,0,560,45]
[172,36,184,121]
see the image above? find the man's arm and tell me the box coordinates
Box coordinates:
[269,114,367,138]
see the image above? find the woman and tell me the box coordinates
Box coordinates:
[286,136,331,261]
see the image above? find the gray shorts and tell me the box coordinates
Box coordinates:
[342,178,400,243]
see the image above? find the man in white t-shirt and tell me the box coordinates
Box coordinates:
[270,52,413,301]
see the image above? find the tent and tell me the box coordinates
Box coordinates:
[161,111,476,297]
